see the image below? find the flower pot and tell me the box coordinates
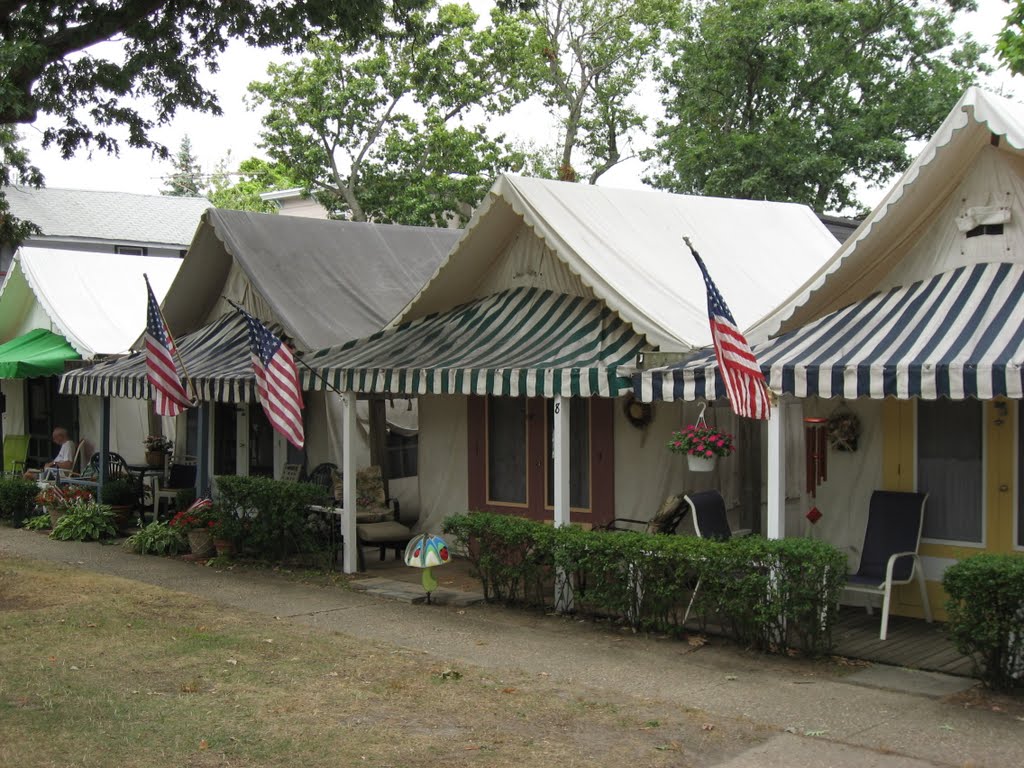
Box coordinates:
[213,538,235,558]
[186,528,215,557]
[145,450,165,468]
[48,507,65,529]
[686,454,717,473]
[109,505,134,532]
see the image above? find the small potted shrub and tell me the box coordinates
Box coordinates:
[169,499,217,557]
[101,478,137,531]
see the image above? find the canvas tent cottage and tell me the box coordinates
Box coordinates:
[60,209,460,508]
[0,249,180,467]
[297,173,839,568]
[637,86,1024,623]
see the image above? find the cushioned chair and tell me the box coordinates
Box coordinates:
[153,462,198,518]
[843,491,932,641]
[681,490,751,625]
[599,493,689,535]
[684,490,752,540]
[350,466,412,571]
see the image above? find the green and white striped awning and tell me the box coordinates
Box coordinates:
[302,288,649,398]
[60,313,263,403]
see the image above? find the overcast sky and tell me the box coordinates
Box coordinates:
[24,0,1021,212]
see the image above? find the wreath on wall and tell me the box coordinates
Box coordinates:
[623,393,653,429]
[826,406,860,452]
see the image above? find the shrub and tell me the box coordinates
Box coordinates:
[0,476,41,525]
[443,511,847,657]
[50,500,118,541]
[101,478,137,507]
[943,554,1024,690]
[215,475,331,563]
[22,513,51,531]
[124,521,189,555]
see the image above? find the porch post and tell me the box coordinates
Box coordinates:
[766,399,787,540]
[552,395,573,612]
[341,391,358,574]
[98,396,110,503]
[195,402,210,496]
[552,395,570,527]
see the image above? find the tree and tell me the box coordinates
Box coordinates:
[162,136,204,197]
[0,0,432,245]
[525,0,678,183]
[248,2,536,225]
[997,1,1024,74]
[207,155,301,213]
[648,0,986,212]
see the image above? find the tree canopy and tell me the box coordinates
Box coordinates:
[526,0,678,184]
[647,0,986,212]
[0,0,431,243]
[249,2,536,225]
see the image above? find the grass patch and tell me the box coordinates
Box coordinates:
[0,557,767,767]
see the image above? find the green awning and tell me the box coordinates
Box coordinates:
[0,328,81,378]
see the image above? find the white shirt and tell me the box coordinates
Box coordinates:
[54,440,76,465]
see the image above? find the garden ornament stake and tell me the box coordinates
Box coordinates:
[404,533,451,604]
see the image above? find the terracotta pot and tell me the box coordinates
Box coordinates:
[186,528,215,557]
[213,538,236,557]
[109,505,133,532]
[145,450,166,468]
[48,507,64,529]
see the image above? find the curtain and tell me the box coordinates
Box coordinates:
[918,399,983,543]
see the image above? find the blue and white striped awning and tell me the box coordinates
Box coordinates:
[302,287,649,398]
[60,313,263,403]
[636,262,1024,402]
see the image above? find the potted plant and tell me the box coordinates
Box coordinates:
[143,434,173,467]
[210,503,242,557]
[667,422,735,472]
[35,485,94,528]
[168,499,217,557]
[101,477,137,531]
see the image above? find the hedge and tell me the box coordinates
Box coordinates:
[943,553,1024,690]
[443,511,847,656]
[0,476,40,527]
[215,475,332,564]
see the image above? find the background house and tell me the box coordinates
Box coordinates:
[0,187,207,468]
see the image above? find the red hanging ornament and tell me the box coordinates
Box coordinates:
[804,417,828,524]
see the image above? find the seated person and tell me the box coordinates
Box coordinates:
[23,427,77,481]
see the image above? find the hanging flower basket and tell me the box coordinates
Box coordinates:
[686,454,717,473]
[667,405,734,473]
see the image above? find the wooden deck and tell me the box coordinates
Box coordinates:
[831,605,976,677]
[356,557,979,679]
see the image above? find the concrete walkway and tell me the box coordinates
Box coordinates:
[2,526,1021,767]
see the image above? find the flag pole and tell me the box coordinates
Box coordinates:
[146,273,197,403]
[223,297,346,397]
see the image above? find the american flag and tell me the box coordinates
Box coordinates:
[688,241,771,420]
[145,279,192,416]
[240,308,305,449]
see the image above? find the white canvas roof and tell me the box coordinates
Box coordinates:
[752,86,1024,340]
[399,175,840,352]
[0,249,180,357]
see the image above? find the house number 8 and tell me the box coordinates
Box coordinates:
[554,402,560,414]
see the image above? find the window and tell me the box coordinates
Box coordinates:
[387,429,418,479]
[114,245,147,255]
[918,399,983,544]
[487,397,527,504]
[545,399,590,509]
[468,395,614,525]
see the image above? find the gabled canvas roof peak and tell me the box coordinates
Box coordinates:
[751,86,1024,341]
[397,174,839,353]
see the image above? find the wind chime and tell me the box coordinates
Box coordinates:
[804,417,828,524]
